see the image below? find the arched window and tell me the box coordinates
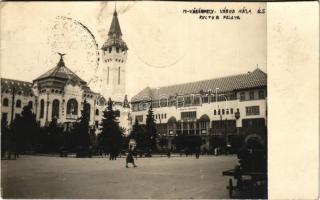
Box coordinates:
[40,99,44,118]
[67,99,78,115]
[28,101,33,109]
[16,99,21,108]
[3,98,9,107]
[52,99,60,119]
[95,109,99,116]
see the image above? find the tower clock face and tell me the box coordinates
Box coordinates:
[48,16,100,90]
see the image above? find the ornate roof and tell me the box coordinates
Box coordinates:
[34,55,86,85]
[131,68,267,102]
[108,10,122,37]
[101,10,128,51]
[1,78,33,96]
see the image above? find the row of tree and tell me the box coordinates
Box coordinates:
[1,98,159,159]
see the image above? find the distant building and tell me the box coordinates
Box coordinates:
[130,68,267,150]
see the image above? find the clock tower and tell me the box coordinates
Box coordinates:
[101,9,128,102]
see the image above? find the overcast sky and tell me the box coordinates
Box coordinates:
[1,2,266,97]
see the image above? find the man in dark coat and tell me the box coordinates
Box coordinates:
[126,147,137,168]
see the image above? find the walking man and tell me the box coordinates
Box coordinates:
[126,147,137,168]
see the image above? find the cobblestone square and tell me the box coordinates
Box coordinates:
[2,155,237,199]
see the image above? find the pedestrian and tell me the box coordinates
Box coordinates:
[167,149,171,158]
[196,147,200,159]
[126,147,137,168]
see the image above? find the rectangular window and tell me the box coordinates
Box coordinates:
[246,106,260,116]
[230,108,233,114]
[214,110,216,115]
[226,109,229,115]
[258,90,265,99]
[218,109,220,115]
[181,111,196,120]
[222,109,225,115]
[249,91,255,100]
[240,92,246,101]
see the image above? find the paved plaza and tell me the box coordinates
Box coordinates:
[2,155,238,199]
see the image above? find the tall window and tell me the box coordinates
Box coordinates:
[3,98,9,107]
[16,100,21,108]
[240,92,246,101]
[52,99,60,119]
[258,90,265,99]
[40,99,44,118]
[249,91,255,100]
[67,99,78,115]
[193,96,200,105]
[118,67,120,85]
[95,109,99,116]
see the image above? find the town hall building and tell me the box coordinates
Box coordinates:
[1,9,131,133]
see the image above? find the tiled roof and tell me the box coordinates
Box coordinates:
[34,57,86,84]
[131,68,267,102]
[1,78,33,96]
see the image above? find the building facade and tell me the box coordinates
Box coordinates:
[130,68,267,150]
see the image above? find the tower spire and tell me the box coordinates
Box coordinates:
[108,7,122,37]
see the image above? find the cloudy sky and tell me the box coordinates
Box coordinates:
[1,2,266,97]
